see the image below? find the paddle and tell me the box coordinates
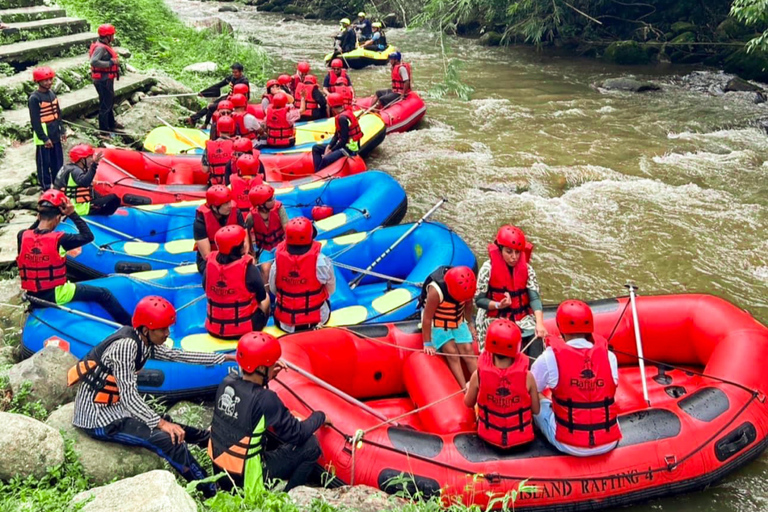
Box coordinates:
[626,283,650,407]
[82,217,141,242]
[156,116,204,150]
[144,93,200,100]
[101,158,139,181]
[349,199,446,289]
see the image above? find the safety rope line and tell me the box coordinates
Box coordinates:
[105,272,201,290]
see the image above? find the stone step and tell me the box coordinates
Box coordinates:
[0,5,65,23]
[1,73,156,139]
[2,17,89,43]
[0,31,95,64]
[0,53,89,110]
[0,0,47,9]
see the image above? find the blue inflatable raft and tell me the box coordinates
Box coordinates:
[62,171,407,279]
[23,222,476,397]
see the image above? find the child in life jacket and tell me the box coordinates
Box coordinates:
[465,319,540,450]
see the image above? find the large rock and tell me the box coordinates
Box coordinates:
[71,470,197,512]
[193,17,234,35]
[725,76,764,93]
[0,412,65,480]
[167,401,213,430]
[182,61,219,74]
[670,22,697,35]
[724,48,768,83]
[6,346,78,413]
[478,31,502,47]
[289,485,404,511]
[117,99,192,137]
[604,41,650,65]
[0,195,15,211]
[16,193,40,210]
[716,18,755,42]
[218,4,238,11]
[46,402,165,485]
[598,77,660,93]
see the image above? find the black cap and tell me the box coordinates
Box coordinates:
[231,63,244,71]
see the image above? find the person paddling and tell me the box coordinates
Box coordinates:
[187,63,250,129]
[362,22,387,51]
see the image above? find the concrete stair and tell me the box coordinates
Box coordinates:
[0,31,95,63]
[2,17,89,43]
[0,5,66,23]
[2,0,47,9]
[0,53,89,109]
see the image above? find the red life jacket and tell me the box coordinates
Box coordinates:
[196,204,239,251]
[326,70,349,92]
[232,112,257,140]
[89,41,119,80]
[274,241,329,326]
[250,202,285,252]
[17,230,67,293]
[335,84,354,108]
[486,243,532,321]
[261,93,272,106]
[265,107,295,147]
[205,253,258,338]
[476,351,534,448]
[335,109,363,143]
[294,82,320,114]
[551,335,621,448]
[205,139,235,185]
[290,73,302,95]
[230,174,263,214]
[391,62,412,94]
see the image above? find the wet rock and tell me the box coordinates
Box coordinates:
[716,18,754,42]
[598,77,660,93]
[289,485,404,511]
[0,412,65,480]
[604,41,650,65]
[115,47,132,59]
[0,211,36,269]
[383,13,403,29]
[670,31,696,49]
[0,346,15,366]
[675,70,733,95]
[758,119,768,135]
[167,401,213,430]
[193,17,234,35]
[117,99,192,137]
[71,470,197,512]
[46,402,165,485]
[22,186,39,195]
[126,63,138,73]
[670,22,697,35]
[17,193,40,210]
[724,48,768,83]
[0,195,15,210]
[130,91,146,104]
[182,61,219,74]
[724,77,764,93]
[219,4,239,12]
[6,346,78,413]
[478,31,502,47]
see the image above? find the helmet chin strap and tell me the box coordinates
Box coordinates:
[255,366,270,387]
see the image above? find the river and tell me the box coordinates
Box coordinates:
[171,2,768,510]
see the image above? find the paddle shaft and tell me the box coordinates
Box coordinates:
[156,116,204,149]
[349,199,446,289]
[82,217,141,242]
[102,158,139,181]
[145,93,200,99]
[626,283,650,406]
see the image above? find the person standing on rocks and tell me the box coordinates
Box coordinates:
[54,144,121,216]
[69,295,237,497]
[28,66,65,190]
[187,63,250,129]
[89,24,122,138]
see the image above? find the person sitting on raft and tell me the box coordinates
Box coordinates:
[260,79,281,114]
[54,144,120,216]
[277,74,295,99]
[230,151,265,215]
[70,296,236,498]
[311,93,363,172]
[362,22,387,51]
[291,61,313,95]
[323,59,353,96]
[354,12,372,41]
[295,75,328,121]
[421,265,478,388]
[209,332,329,499]
[203,225,270,338]
[333,75,355,108]
[475,224,548,357]
[231,93,260,140]
[202,115,236,186]
[269,217,336,333]
[187,62,249,128]
[531,300,622,456]
[263,93,301,149]
[245,184,287,257]
[17,190,131,326]
[209,100,233,140]
[194,185,247,274]
[465,319,540,450]
[374,51,411,108]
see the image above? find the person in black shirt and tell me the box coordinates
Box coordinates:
[187,63,250,128]
[354,12,372,41]
[28,66,65,190]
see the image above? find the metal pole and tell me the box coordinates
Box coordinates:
[82,217,141,242]
[102,158,139,181]
[626,283,650,406]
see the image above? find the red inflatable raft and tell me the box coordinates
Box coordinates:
[94,148,366,205]
[274,294,768,511]
[355,91,426,133]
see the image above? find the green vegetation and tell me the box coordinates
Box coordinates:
[731,0,768,51]
[57,0,271,90]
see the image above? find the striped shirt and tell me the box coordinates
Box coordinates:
[73,334,225,430]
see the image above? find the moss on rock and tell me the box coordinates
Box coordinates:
[604,41,650,65]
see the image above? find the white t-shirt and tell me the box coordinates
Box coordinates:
[398,66,409,82]
[531,338,619,393]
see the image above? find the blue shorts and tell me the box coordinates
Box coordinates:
[429,322,473,351]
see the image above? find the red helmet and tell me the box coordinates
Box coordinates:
[235,154,258,175]
[297,61,310,73]
[233,138,254,154]
[69,144,95,163]
[444,266,477,303]
[32,66,55,82]
[215,225,246,255]
[335,75,349,86]
[154,144,167,154]
[331,59,343,69]
[311,205,333,221]
[556,300,594,335]
[232,83,249,96]
[98,24,116,37]
[248,184,274,207]
[304,75,318,85]
[38,189,67,208]
[236,332,281,373]
[217,115,235,135]
[266,79,278,90]
[272,93,288,109]
[495,225,526,252]
[286,216,313,245]
[485,319,522,358]
[132,296,176,330]
[206,185,231,207]
[230,93,247,108]
[278,74,292,86]
[217,100,234,112]
[326,92,344,108]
